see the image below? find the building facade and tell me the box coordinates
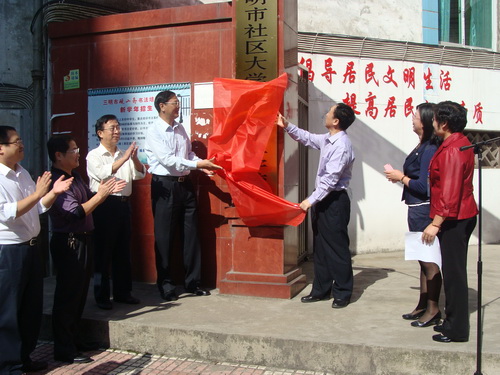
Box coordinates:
[296,0,500,252]
[1,0,499,265]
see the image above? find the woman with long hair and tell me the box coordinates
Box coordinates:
[385,102,442,327]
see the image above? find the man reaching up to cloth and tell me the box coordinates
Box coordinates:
[277,103,356,309]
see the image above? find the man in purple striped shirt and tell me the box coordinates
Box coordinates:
[47,135,125,364]
[277,103,356,308]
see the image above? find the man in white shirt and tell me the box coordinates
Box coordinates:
[0,126,72,374]
[144,90,221,301]
[87,115,146,310]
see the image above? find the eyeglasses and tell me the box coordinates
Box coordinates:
[163,101,180,107]
[102,126,121,133]
[0,139,23,146]
[65,148,80,154]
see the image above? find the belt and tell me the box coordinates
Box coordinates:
[407,201,430,207]
[153,174,188,182]
[52,231,91,237]
[108,195,130,202]
[20,238,37,247]
[329,189,346,195]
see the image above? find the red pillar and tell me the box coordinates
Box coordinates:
[215,0,306,299]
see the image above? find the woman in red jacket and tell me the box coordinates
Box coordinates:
[422,101,478,343]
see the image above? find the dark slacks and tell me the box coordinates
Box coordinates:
[311,190,353,301]
[438,216,477,341]
[0,243,43,375]
[151,175,201,295]
[50,232,93,359]
[93,197,132,303]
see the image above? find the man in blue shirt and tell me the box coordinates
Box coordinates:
[277,103,356,308]
[145,90,221,302]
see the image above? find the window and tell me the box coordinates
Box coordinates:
[439,0,492,48]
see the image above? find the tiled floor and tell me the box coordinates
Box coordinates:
[29,342,328,375]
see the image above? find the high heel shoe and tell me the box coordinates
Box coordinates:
[410,311,441,327]
[402,309,426,320]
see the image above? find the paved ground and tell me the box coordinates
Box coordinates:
[36,244,500,375]
[30,341,327,375]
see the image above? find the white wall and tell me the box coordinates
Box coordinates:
[294,1,500,252]
[297,53,500,252]
[298,0,422,43]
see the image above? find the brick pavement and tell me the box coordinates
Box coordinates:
[29,342,330,375]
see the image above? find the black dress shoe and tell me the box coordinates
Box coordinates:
[73,354,94,363]
[187,287,210,296]
[96,300,113,310]
[77,341,104,351]
[332,299,350,308]
[402,309,426,320]
[22,360,48,372]
[432,334,468,343]
[410,311,441,327]
[114,295,140,304]
[433,324,445,333]
[55,353,94,364]
[301,295,324,303]
[161,291,178,301]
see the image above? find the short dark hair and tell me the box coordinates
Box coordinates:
[154,90,176,113]
[434,101,468,133]
[0,126,17,144]
[416,103,439,146]
[47,134,74,162]
[95,114,118,139]
[334,103,356,131]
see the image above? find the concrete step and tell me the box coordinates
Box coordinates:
[40,245,500,375]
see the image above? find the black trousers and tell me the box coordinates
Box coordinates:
[50,232,93,359]
[438,216,477,341]
[151,175,201,295]
[93,197,132,302]
[310,190,353,301]
[0,243,43,375]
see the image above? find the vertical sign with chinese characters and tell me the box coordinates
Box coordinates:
[235,0,278,82]
[235,0,280,193]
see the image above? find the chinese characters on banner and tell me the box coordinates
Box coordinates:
[299,54,489,127]
[235,0,278,81]
[87,84,191,162]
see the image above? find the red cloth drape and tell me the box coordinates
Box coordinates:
[208,73,305,227]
